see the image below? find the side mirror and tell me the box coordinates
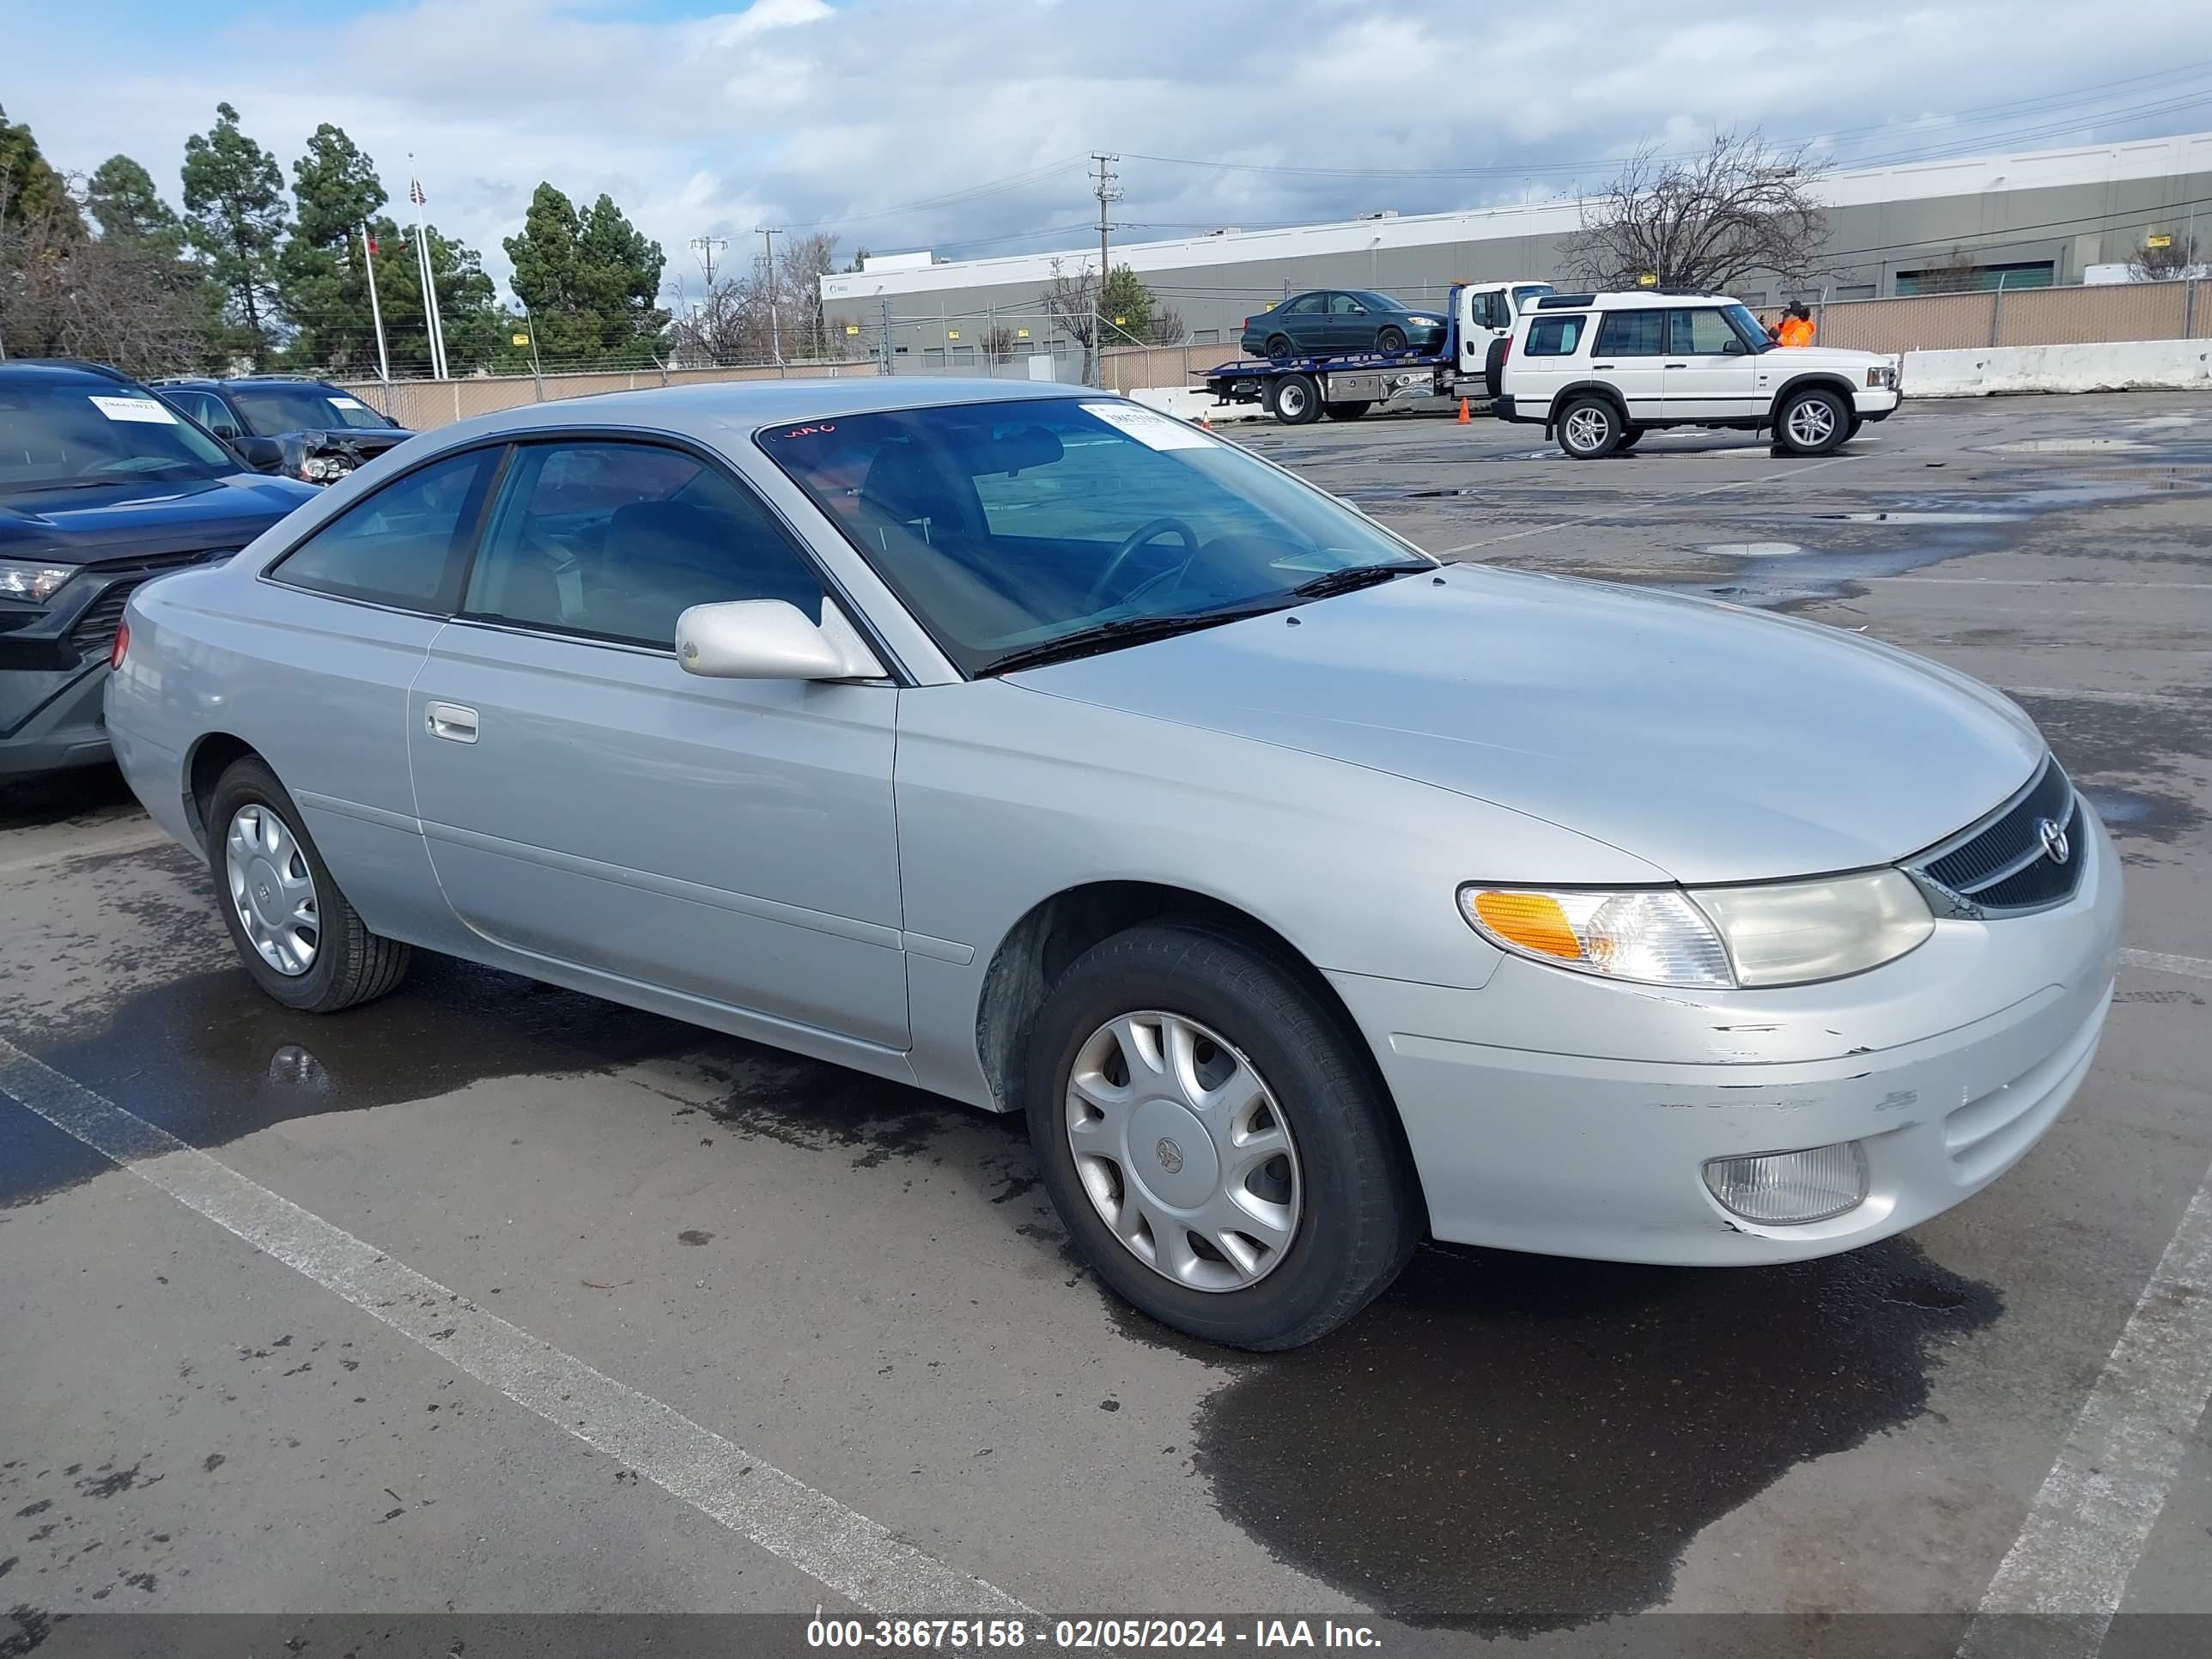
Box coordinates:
[675,599,885,682]
[1722,338,1747,356]
[234,435,285,472]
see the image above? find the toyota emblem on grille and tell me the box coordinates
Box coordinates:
[1155,1137,1184,1175]
[2037,817,2071,866]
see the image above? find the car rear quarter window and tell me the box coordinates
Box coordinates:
[1595,309,1665,356]
[463,440,824,647]
[1523,315,1589,356]
[270,447,499,612]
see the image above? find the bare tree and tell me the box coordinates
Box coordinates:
[1145,306,1186,346]
[1899,246,1984,295]
[2128,234,2201,282]
[1560,131,1831,296]
[983,323,1017,363]
[1041,258,1098,380]
[2,173,220,376]
[776,230,838,357]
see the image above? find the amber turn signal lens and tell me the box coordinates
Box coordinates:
[1467,890,1584,961]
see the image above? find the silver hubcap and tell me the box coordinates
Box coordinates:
[1065,1012,1302,1292]
[1279,385,1308,417]
[1564,406,1610,451]
[224,803,319,976]
[1787,398,1837,447]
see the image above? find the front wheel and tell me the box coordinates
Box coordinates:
[1556,395,1622,459]
[1776,386,1850,455]
[1023,924,1420,1350]
[208,757,411,1012]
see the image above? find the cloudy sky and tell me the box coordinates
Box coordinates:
[10,0,2212,302]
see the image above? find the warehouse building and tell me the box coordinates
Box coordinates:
[820,131,2212,364]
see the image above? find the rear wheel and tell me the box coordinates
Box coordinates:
[1376,325,1407,353]
[1263,333,1293,360]
[1556,394,1622,459]
[1776,386,1850,455]
[1022,924,1420,1350]
[1484,336,1509,399]
[1272,373,1322,425]
[1323,400,1371,422]
[208,757,410,1013]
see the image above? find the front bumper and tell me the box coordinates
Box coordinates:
[1329,805,2122,1264]
[0,659,111,776]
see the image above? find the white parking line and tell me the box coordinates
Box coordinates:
[0,1036,1035,1620]
[1958,1163,2212,1658]
[0,824,171,878]
[1435,453,1859,556]
[2119,947,2212,982]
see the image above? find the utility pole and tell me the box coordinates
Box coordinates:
[879,297,893,375]
[757,226,783,365]
[689,235,726,291]
[1090,154,1121,382]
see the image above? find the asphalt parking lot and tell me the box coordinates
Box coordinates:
[3,390,2209,1654]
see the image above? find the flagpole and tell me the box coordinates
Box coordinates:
[409,166,450,380]
[361,222,391,386]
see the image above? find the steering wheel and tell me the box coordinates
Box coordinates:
[1086,517,1201,608]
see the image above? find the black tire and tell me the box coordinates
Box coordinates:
[1774,386,1850,456]
[1555,393,1622,459]
[207,756,411,1013]
[1263,333,1293,360]
[1615,426,1645,452]
[1022,923,1420,1350]
[1322,400,1371,422]
[1376,325,1407,353]
[1484,335,1509,399]
[1272,373,1322,425]
[1844,414,1864,442]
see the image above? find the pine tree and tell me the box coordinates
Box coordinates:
[180,103,289,366]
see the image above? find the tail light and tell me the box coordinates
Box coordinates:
[1243,318,1252,331]
[110,617,131,671]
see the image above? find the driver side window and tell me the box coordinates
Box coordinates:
[271,447,500,611]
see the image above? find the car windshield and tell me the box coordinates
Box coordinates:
[1721,304,1776,352]
[1512,284,1555,312]
[761,397,1428,675]
[229,386,393,434]
[0,381,236,493]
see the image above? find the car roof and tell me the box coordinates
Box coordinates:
[1536,290,1740,311]
[0,359,143,387]
[419,376,1101,450]
[155,376,343,390]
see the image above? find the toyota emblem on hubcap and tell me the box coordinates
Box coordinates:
[1155,1137,1184,1175]
[2037,817,2071,866]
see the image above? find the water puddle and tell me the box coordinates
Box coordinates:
[1821,511,2025,525]
[1987,438,2152,453]
[1700,542,1807,558]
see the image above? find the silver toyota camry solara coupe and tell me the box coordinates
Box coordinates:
[108,379,2121,1349]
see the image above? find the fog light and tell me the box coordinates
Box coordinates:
[1702,1141,1869,1224]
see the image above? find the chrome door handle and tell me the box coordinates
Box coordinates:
[425,701,478,744]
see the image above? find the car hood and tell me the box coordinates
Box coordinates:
[1776,344,1892,370]
[0,473,318,564]
[1008,565,2045,884]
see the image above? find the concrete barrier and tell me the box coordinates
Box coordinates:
[1902,338,2212,398]
[1125,385,1273,424]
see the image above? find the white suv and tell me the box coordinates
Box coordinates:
[1495,290,1901,459]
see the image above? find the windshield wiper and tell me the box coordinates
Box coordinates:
[1286,559,1432,600]
[983,603,1282,676]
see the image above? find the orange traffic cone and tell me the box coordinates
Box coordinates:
[1456,398,1471,424]
[1200,409,1213,430]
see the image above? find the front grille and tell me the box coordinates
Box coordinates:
[1909,757,2084,917]
[64,550,234,663]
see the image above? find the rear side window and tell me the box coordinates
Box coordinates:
[1595,310,1665,356]
[463,440,824,647]
[270,447,499,611]
[1523,315,1589,356]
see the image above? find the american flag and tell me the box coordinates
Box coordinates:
[409,179,426,206]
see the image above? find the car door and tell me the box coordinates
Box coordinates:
[170,389,240,442]
[1326,292,1371,350]
[1662,307,1761,418]
[1589,307,1668,421]
[406,435,908,1049]
[1271,293,1328,352]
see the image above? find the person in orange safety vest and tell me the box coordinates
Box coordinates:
[1773,301,1816,347]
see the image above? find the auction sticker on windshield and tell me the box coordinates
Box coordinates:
[1080,402,1216,451]
[88,395,177,424]
[329,396,368,410]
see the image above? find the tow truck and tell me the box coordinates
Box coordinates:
[1200,279,1553,424]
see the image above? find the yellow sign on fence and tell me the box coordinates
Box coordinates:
[511,333,531,346]
[2147,233,2173,250]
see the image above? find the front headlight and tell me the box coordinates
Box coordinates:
[1406,316,1440,327]
[0,559,76,605]
[1459,869,1933,989]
